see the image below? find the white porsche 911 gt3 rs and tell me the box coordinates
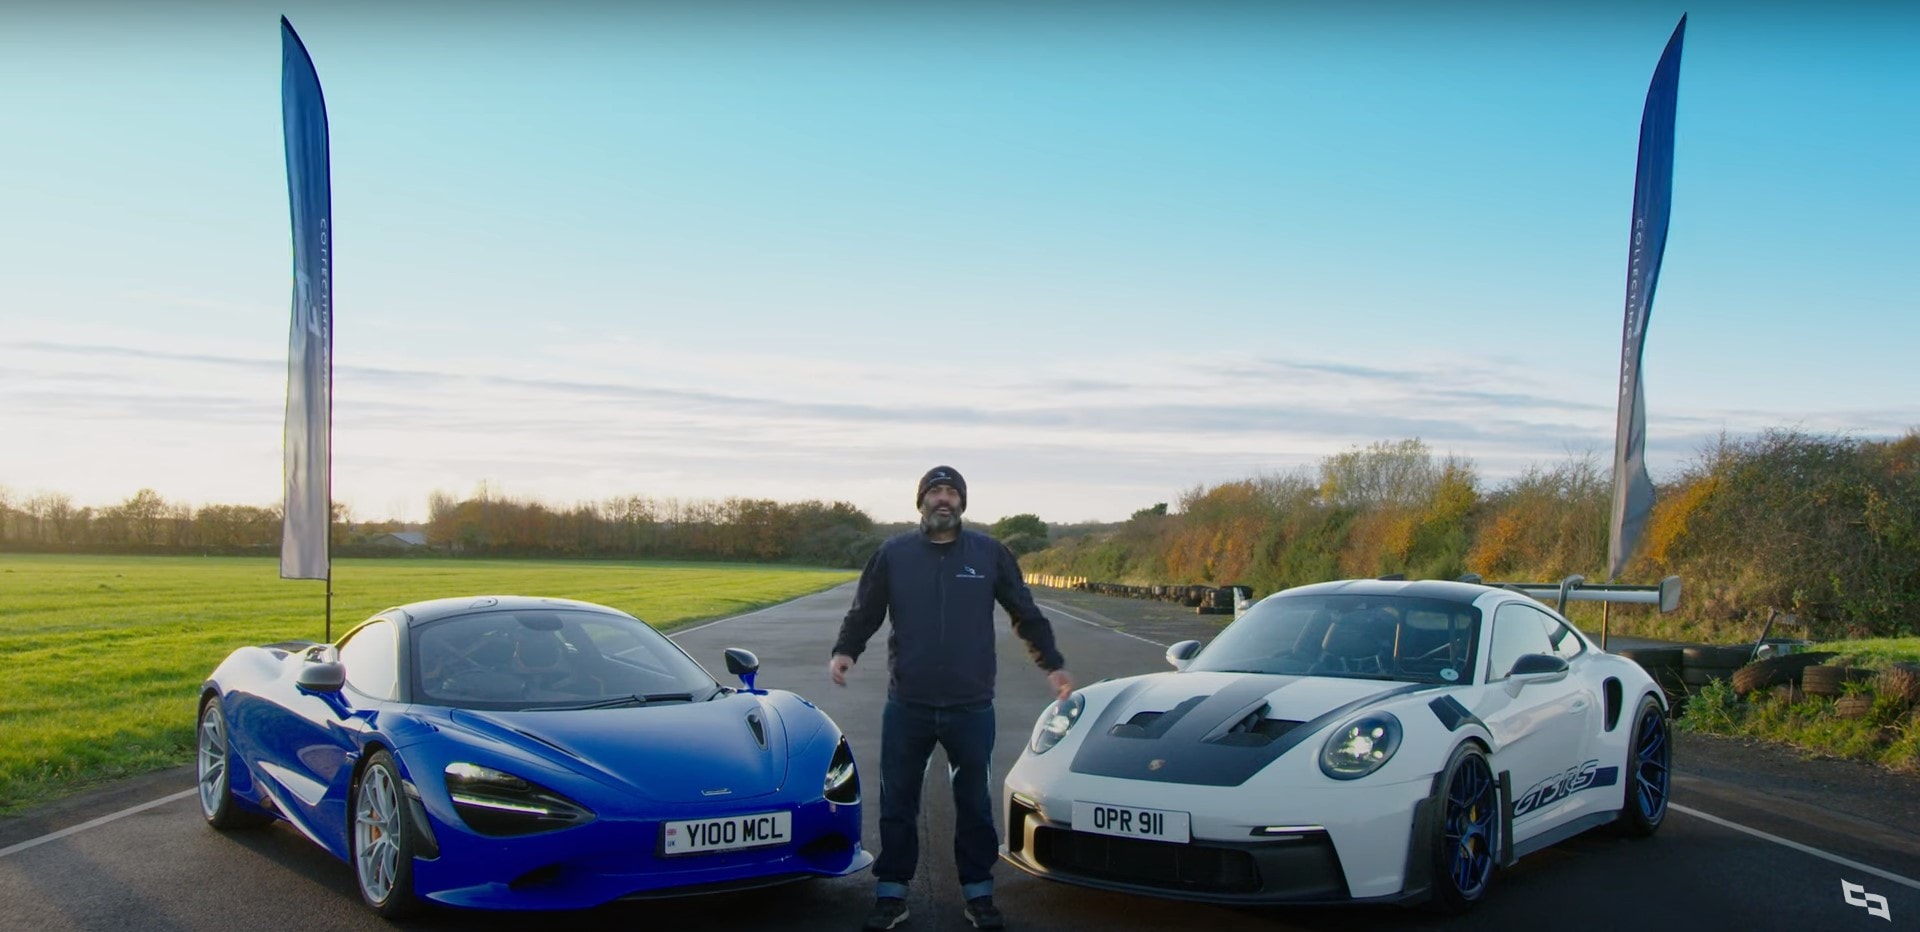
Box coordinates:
[1001,575,1679,913]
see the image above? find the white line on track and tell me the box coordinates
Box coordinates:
[0,789,195,860]
[1669,803,1920,892]
[667,599,796,638]
[2,595,827,860]
[1036,601,1169,649]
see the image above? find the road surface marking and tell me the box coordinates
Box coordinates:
[670,591,834,638]
[1671,802,1920,892]
[0,789,195,860]
[1038,601,1168,648]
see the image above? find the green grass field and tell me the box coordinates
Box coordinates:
[0,554,855,815]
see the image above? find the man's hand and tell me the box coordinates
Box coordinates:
[829,653,855,687]
[1047,668,1074,700]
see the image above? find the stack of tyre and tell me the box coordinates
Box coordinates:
[1728,651,1837,700]
[1801,661,1920,720]
[1613,645,1838,710]
[1801,662,1879,718]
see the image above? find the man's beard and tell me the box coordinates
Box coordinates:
[920,507,962,535]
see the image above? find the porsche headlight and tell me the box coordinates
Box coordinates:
[824,737,859,804]
[1028,693,1085,755]
[1318,712,1403,780]
[444,762,595,836]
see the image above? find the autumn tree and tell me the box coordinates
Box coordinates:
[989,514,1049,556]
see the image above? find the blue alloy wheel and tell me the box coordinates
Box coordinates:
[1632,701,1670,827]
[1443,751,1496,902]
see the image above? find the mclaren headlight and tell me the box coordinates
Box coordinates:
[824,736,860,804]
[1319,712,1403,780]
[444,762,595,836]
[1028,692,1085,755]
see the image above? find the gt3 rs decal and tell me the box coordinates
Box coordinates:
[1513,760,1620,817]
[1068,679,1441,786]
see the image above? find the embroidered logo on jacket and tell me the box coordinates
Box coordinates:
[956,565,985,580]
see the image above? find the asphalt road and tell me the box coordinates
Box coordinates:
[2,584,1916,931]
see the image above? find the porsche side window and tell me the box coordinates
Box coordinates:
[1487,604,1554,681]
[1544,614,1586,660]
[338,619,399,700]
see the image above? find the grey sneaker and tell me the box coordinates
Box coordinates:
[864,897,910,930]
[964,896,1005,930]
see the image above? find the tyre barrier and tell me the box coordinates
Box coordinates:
[1834,694,1875,719]
[1616,648,1687,706]
[1801,664,1877,698]
[1681,665,1742,688]
[1682,645,1754,668]
[1030,577,1254,614]
[1729,652,1837,697]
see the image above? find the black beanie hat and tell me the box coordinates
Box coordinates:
[917,465,967,512]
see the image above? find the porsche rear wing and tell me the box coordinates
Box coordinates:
[1459,573,1683,615]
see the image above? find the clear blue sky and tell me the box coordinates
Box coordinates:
[1,1,1914,524]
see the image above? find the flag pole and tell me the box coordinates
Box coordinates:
[326,213,335,643]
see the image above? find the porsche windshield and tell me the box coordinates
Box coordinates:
[1188,594,1481,685]
[412,609,719,710]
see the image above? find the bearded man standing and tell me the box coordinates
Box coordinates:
[829,466,1073,930]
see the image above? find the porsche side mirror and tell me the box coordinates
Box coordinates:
[724,647,761,693]
[1166,640,1202,671]
[296,660,345,693]
[1503,653,1569,694]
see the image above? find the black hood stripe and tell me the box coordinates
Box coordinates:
[1069,678,1442,787]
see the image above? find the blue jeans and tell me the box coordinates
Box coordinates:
[874,697,997,901]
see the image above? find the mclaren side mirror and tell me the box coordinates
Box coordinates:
[297,660,345,693]
[1166,640,1203,671]
[724,647,762,693]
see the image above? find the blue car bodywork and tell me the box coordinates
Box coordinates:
[196,595,870,913]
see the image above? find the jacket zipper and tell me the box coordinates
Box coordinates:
[937,545,949,675]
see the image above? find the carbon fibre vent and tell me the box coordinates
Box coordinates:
[1109,695,1205,739]
[1209,718,1303,747]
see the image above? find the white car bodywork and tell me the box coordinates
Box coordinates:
[1001,578,1671,909]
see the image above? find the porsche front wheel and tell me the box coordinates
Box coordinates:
[196,697,268,830]
[352,750,423,918]
[1428,742,1497,913]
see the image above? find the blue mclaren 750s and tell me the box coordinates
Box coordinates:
[195,595,870,916]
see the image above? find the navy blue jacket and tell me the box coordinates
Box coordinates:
[832,528,1065,707]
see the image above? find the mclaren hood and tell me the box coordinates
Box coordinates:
[1068,672,1439,787]
[452,693,789,803]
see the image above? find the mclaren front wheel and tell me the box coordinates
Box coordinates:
[196,696,269,830]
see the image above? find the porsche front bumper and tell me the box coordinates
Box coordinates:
[999,773,1434,904]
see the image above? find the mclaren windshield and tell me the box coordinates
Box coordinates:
[412,608,720,710]
[1188,593,1481,685]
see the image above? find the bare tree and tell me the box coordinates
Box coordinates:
[122,489,169,546]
